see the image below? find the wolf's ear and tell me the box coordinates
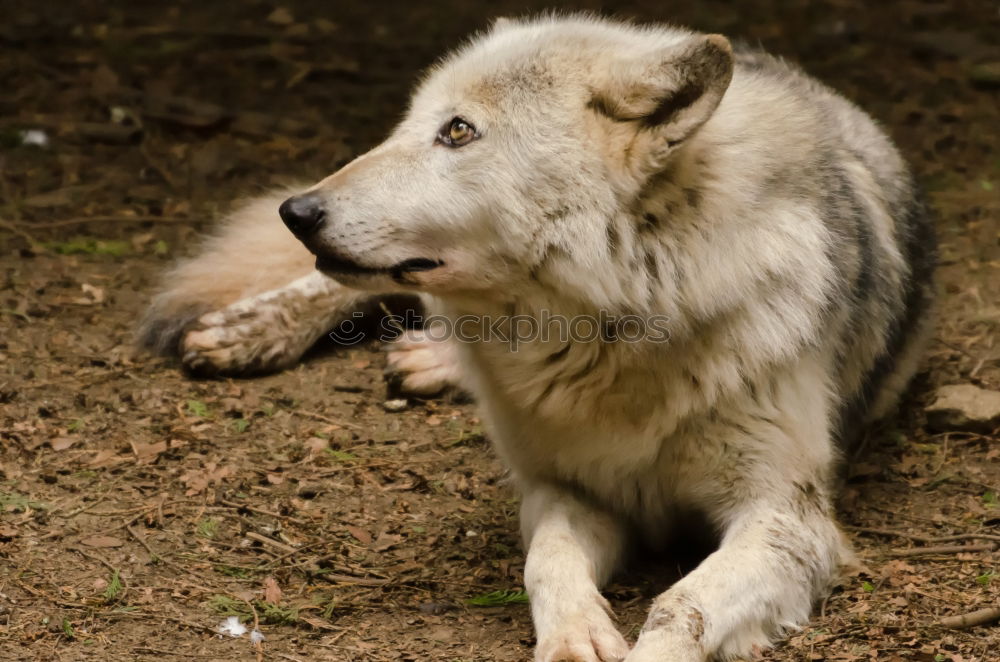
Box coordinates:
[590,34,734,175]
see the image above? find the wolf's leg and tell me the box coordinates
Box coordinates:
[383,325,464,395]
[181,271,365,375]
[522,483,630,662]
[624,470,847,661]
[139,189,319,358]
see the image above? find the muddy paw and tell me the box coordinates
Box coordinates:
[383,327,463,395]
[535,603,629,662]
[181,302,304,376]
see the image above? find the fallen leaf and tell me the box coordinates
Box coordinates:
[131,440,167,464]
[49,437,78,451]
[180,461,233,496]
[87,449,128,467]
[263,576,282,603]
[73,283,105,305]
[345,525,372,545]
[372,533,403,552]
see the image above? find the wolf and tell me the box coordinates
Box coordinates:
[139,15,936,662]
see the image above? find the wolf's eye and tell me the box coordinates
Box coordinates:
[439,117,477,147]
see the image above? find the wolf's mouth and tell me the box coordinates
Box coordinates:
[315,255,443,279]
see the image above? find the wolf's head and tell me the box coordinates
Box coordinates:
[281,16,733,307]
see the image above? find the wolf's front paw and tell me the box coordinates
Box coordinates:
[534,601,629,662]
[622,630,702,662]
[383,328,463,395]
[181,301,303,375]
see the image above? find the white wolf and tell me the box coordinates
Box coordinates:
[140,15,936,662]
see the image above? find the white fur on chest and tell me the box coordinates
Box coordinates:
[448,321,836,531]
[457,334,720,508]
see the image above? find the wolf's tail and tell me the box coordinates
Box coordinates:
[137,189,316,355]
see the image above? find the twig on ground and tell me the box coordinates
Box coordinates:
[73,547,119,574]
[157,614,222,635]
[291,409,362,429]
[0,218,43,248]
[12,577,89,609]
[130,648,219,658]
[315,572,390,587]
[888,543,996,557]
[125,525,216,582]
[245,531,299,555]
[244,598,264,662]
[20,215,191,229]
[219,499,307,525]
[125,524,158,558]
[56,495,113,519]
[938,606,1000,629]
[261,540,333,569]
[847,525,1000,544]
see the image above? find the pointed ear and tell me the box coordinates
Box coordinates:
[590,34,734,175]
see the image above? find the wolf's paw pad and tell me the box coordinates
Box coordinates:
[181,303,297,375]
[535,611,629,662]
[383,329,461,395]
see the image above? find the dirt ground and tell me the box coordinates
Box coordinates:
[1,1,998,660]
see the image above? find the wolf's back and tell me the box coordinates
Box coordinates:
[732,47,936,439]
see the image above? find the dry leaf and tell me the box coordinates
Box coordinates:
[345,525,372,545]
[75,283,105,305]
[49,436,78,451]
[131,440,167,463]
[87,449,128,467]
[180,461,233,496]
[372,533,403,552]
[263,576,282,603]
[302,436,328,461]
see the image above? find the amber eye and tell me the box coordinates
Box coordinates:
[439,117,477,147]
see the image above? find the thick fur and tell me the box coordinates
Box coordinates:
[139,16,935,662]
[138,190,376,373]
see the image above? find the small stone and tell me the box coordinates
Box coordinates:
[382,398,408,412]
[926,384,1000,432]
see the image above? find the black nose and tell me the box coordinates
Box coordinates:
[279,193,326,237]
